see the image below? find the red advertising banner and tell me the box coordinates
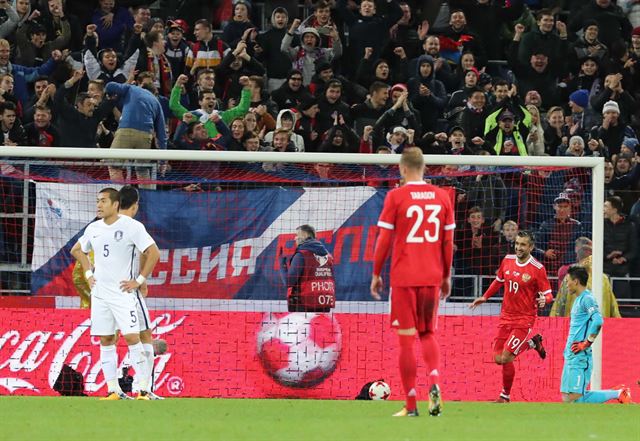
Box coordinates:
[0,308,638,402]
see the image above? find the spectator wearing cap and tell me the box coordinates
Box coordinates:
[281,20,342,86]
[255,7,291,92]
[561,135,586,157]
[591,73,636,126]
[620,137,638,157]
[271,69,313,110]
[518,9,569,68]
[351,81,390,138]
[536,192,585,275]
[90,0,133,53]
[370,83,421,144]
[569,0,632,48]
[567,89,598,140]
[222,0,255,47]
[336,0,403,76]
[631,26,640,58]
[15,18,70,67]
[569,21,608,69]
[382,125,412,153]
[295,96,320,151]
[443,125,476,155]
[165,20,193,78]
[484,105,532,156]
[590,100,637,159]
[407,55,447,133]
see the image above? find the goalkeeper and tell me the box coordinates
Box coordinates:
[560,265,631,404]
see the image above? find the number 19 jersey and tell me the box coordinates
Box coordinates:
[377,181,455,287]
[495,255,552,328]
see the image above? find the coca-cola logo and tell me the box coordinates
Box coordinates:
[0,313,186,395]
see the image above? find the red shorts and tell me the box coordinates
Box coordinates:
[493,326,533,356]
[390,286,439,333]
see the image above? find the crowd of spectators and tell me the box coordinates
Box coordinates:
[1,0,640,300]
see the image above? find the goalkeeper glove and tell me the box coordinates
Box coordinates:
[570,339,593,354]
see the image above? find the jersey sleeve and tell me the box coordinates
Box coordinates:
[536,266,552,296]
[78,224,93,253]
[582,294,600,316]
[441,190,456,234]
[131,221,156,253]
[495,258,505,282]
[377,191,397,231]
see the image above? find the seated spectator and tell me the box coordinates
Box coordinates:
[91,0,133,53]
[484,107,532,156]
[603,195,637,299]
[407,55,447,133]
[543,106,567,156]
[447,68,479,112]
[452,87,489,145]
[264,109,304,152]
[0,101,25,145]
[567,89,598,140]
[295,97,320,152]
[497,220,518,257]
[24,104,59,146]
[315,78,351,136]
[526,104,545,156]
[317,116,359,154]
[243,106,275,140]
[536,192,585,276]
[280,19,341,86]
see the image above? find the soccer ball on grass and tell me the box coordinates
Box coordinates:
[369,381,391,400]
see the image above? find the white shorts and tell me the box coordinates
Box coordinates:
[90,292,140,336]
[134,290,151,332]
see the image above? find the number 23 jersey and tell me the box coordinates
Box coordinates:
[495,255,552,328]
[78,215,155,298]
[377,181,455,287]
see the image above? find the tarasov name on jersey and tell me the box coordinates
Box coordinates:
[410,191,436,200]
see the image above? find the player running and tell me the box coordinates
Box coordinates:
[469,230,551,403]
[71,187,160,400]
[371,147,455,417]
[560,265,631,404]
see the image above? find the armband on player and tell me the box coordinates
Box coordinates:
[84,269,94,279]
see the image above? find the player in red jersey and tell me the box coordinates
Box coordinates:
[469,230,552,403]
[371,147,455,417]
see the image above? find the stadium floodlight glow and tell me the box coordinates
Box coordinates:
[0,146,605,390]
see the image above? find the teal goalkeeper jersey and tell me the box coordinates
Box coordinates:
[563,289,603,362]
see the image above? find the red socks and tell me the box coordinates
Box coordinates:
[502,362,515,396]
[419,330,440,387]
[398,334,417,411]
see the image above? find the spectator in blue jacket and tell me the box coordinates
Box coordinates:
[104,82,167,187]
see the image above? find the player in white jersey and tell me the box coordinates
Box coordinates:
[71,187,160,400]
[117,185,163,400]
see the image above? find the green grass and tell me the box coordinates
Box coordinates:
[1,397,639,441]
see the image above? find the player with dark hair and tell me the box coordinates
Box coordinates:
[281,224,335,313]
[117,185,163,400]
[469,230,552,403]
[71,187,160,400]
[560,265,631,404]
[371,147,455,417]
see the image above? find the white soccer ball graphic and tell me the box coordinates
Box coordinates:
[369,381,391,400]
[256,312,342,388]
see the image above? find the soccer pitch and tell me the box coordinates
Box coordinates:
[1,397,638,441]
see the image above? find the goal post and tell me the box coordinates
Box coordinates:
[0,147,605,394]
